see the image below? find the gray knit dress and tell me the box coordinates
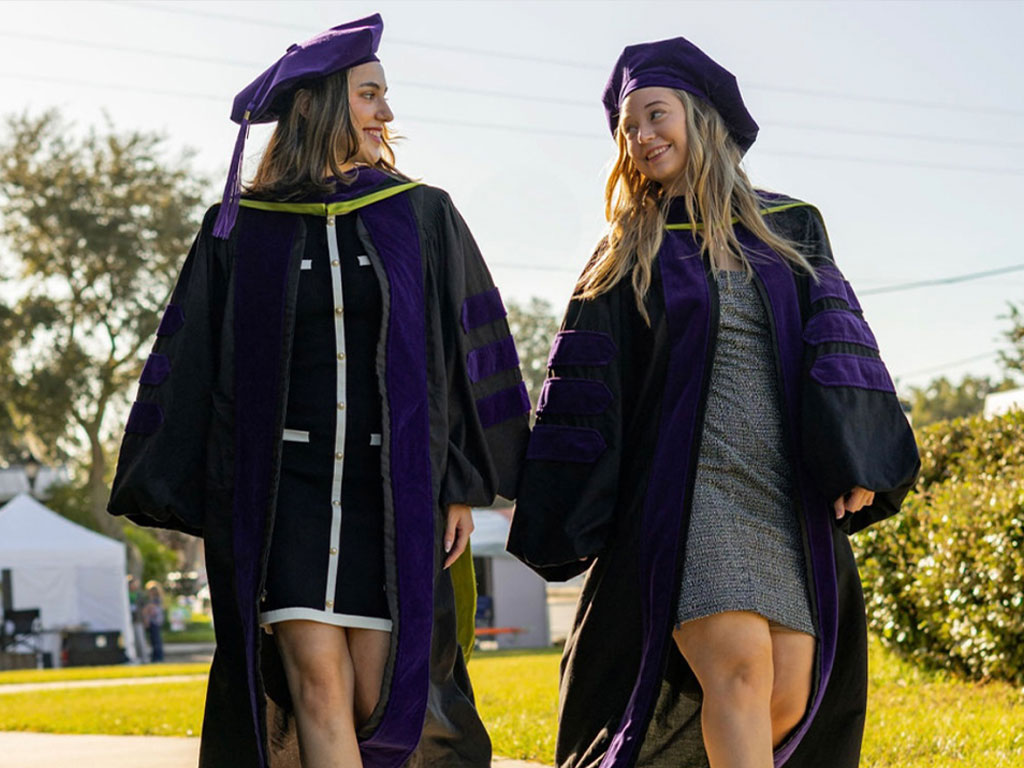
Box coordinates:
[675,269,816,636]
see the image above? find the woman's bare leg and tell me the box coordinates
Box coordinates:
[347,627,391,726]
[274,620,361,768]
[768,624,814,747]
[673,611,774,768]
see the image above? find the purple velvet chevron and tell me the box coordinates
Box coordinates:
[809,265,848,305]
[461,287,507,332]
[803,310,878,349]
[548,330,618,368]
[843,280,862,312]
[139,353,171,387]
[466,335,520,383]
[526,424,606,463]
[477,382,531,428]
[125,401,164,435]
[156,304,185,337]
[537,377,613,416]
[811,353,896,393]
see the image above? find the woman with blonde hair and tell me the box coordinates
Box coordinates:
[109,15,529,768]
[509,37,919,768]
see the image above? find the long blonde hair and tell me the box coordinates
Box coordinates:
[246,69,403,200]
[576,89,814,324]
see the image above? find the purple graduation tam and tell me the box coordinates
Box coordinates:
[602,37,758,155]
[212,14,384,239]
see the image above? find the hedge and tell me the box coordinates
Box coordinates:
[854,410,1024,683]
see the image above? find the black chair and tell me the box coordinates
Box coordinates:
[0,608,42,654]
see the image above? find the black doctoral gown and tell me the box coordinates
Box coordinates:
[108,168,531,768]
[508,195,920,768]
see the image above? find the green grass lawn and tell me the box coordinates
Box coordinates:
[0,638,1021,767]
[161,622,217,644]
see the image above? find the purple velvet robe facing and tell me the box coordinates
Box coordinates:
[109,169,530,768]
[508,196,919,768]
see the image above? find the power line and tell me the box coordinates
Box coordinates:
[100,0,1024,120]
[895,350,1000,380]
[5,67,1024,179]
[861,264,1024,296]
[7,29,1024,150]
[488,261,579,274]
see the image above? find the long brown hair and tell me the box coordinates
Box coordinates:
[246,68,403,200]
[576,90,814,324]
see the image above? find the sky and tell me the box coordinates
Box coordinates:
[2,0,1023,393]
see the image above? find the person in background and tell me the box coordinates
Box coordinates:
[128,577,150,663]
[142,580,165,663]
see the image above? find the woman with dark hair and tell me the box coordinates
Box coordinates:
[509,37,919,768]
[109,15,529,768]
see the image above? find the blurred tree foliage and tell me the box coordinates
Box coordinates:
[506,297,560,419]
[0,110,207,536]
[854,411,1024,684]
[905,374,1016,427]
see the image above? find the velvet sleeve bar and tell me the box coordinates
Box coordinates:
[786,205,920,534]
[508,281,629,582]
[432,193,530,507]
[107,206,227,536]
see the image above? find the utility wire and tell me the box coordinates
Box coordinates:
[6,30,1024,149]
[861,264,1024,296]
[895,350,1000,380]
[100,0,1024,119]
[6,68,1024,178]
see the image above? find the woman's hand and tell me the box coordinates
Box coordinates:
[444,503,474,569]
[833,486,875,520]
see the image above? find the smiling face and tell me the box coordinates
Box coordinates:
[345,60,394,167]
[619,86,689,186]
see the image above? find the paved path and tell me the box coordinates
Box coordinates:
[0,732,549,767]
[0,675,207,695]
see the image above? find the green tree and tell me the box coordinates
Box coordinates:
[0,110,207,536]
[506,297,560,417]
[906,374,1014,426]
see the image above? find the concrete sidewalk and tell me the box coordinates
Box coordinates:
[0,732,548,767]
[0,675,207,695]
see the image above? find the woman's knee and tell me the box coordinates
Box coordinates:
[291,667,348,724]
[770,682,808,740]
[675,615,774,704]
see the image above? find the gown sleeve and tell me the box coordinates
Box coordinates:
[507,278,627,582]
[433,193,530,507]
[107,208,225,537]
[795,206,921,534]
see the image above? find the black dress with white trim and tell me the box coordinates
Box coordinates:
[260,211,390,631]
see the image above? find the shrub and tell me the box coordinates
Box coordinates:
[854,410,1024,683]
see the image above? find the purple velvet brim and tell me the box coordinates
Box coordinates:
[466,336,520,383]
[526,424,606,463]
[811,353,896,393]
[477,382,531,428]
[803,310,878,349]
[537,377,613,416]
[461,287,507,332]
[548,330,618,368]
[156,304,185,337]
[139,353,171,387]
[125,401,164,435]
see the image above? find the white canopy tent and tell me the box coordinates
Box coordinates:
[470,508,549,648]
[0,493,136,664]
